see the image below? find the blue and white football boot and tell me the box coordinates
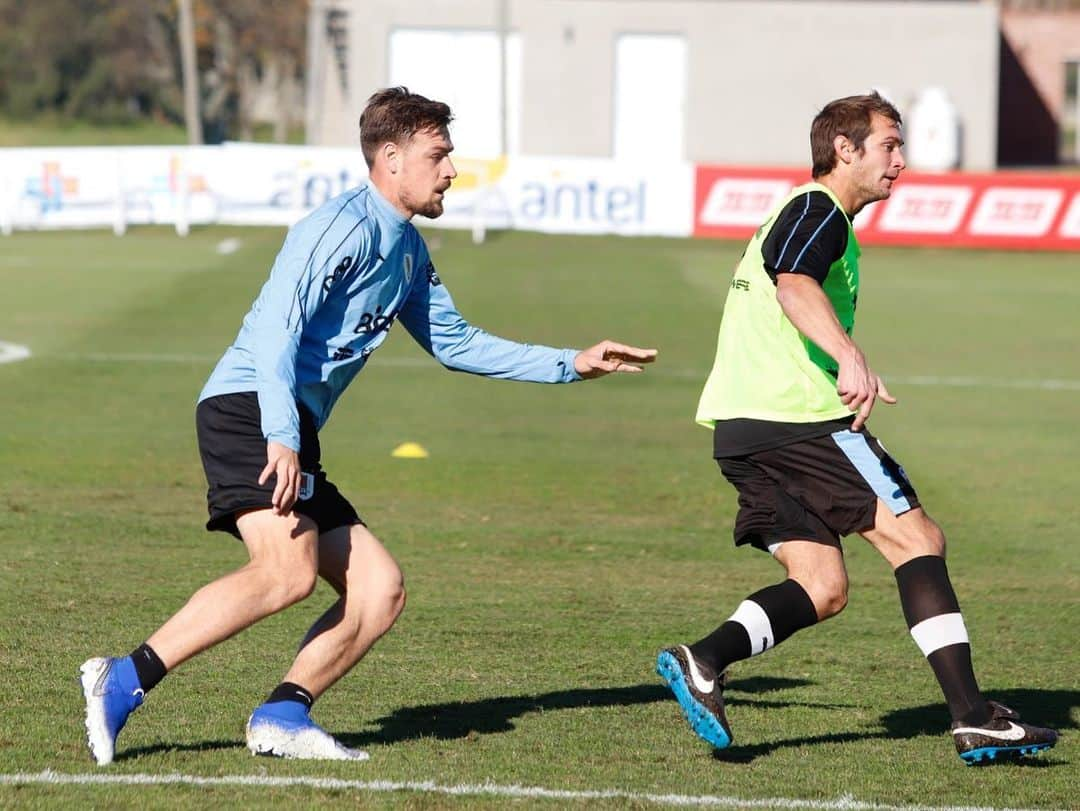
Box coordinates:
[80,656,144,766]
[246,700,369,761]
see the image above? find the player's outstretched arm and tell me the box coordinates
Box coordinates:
[573,341,658,379]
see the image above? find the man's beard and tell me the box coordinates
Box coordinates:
[860,177,891,206]
[414,198,444,219]
[402,187,444,219]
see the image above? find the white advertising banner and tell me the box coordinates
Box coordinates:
[2,147,126,231]
[0,145,694,238]
[0,144,371,233]
[4,146,1080,249]
[0,146,223,233]
[120,147,221,228]
[431,156,694,237]
[215,143,368,226]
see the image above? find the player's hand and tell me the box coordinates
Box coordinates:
[259,441,301,515]
[837,349,896,431]
[574,341,658,379]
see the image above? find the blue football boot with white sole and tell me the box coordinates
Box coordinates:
[246,700,369,761]
[80,656,144,766]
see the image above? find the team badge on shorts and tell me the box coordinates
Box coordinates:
[298,472,315,501]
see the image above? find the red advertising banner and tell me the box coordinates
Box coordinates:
[693,165,1080,251]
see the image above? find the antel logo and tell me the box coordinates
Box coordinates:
[698,178,793,227]
[969,188,1064,237]
[877,185,972,234]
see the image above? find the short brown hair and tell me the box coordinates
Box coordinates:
[810,92,902,178]
[359,87,454,169]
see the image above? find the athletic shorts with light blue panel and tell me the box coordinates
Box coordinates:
[718,426,921,551]
[829,429,916,516]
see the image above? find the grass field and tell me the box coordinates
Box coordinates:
[0,226,1077,809]
[0,116,188,147]
[0,115,305,147]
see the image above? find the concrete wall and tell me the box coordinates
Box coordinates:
[310,0,1000,169]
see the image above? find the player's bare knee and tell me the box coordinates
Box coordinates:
[378,585,407,640]
[923,519,946,557]
[348,561,405,630]
[264,562,319,611]
[792,568,848,620]
[891,513,946,560]
[373,569,406,627]
[293,565,320,603]
[781,548,848,621]
[811,576,848,619]
[822,586,848,619]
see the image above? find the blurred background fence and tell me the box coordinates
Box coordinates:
[2,0,1079,249]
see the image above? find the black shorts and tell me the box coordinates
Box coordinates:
[717,427,920,553]
[196,392,362,540]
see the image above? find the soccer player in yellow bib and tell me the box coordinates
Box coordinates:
[656,92,1057,765]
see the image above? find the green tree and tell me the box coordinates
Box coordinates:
[0,0,177,123]
[0,0,308,140]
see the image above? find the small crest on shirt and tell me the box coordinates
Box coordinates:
[404,254,413,283]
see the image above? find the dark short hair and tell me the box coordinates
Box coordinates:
[359,87,453,169]
[810,92,902,178]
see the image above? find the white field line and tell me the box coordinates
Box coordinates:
[0,341,31,365]
[0,770,1049,811]
[29,350,1080,391]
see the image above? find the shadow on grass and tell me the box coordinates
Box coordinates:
[118,685,1073,767]
[880,688,1079,737]
[715,687,1077,765]
[337,676,818,747]
[118,739,244,761]
[116,676,816,759]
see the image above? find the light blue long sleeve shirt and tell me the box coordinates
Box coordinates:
[199,182,581,451]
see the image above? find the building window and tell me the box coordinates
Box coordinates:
[612,34,686,161]
[388,28,521,158]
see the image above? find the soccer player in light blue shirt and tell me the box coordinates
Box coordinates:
[199,165,589,456]
[80,87,657,765]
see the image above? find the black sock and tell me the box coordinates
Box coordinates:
[129,643,167,693]
[265,682,314,710]
[895,555,989,726]
[689,579,818,674]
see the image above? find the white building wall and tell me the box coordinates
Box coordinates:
[308,0,999,169]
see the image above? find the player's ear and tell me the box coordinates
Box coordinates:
[381,141,401,174]
[834,134,856,166]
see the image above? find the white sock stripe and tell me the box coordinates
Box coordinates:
[729,600,774,656]
[909,612,969,657]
